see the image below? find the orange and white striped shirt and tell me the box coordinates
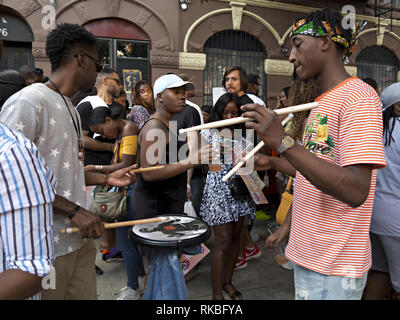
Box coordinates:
[285,77,386,277]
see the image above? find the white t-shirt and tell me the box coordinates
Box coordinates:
[76,95,108,109]
[0,83,88,257]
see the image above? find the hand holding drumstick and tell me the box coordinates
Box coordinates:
[60,217,169,234]
[241,103,293,151]
[129,165,165,174]
[222,113,294,182]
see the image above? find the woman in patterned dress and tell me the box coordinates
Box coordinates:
[200,93,256,300]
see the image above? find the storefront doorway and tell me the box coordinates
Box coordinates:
[84,18,151,95]
[0,6,34,71]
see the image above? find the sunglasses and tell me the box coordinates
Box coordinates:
[74,53,104,73]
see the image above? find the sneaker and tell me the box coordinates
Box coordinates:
[102,247,123,263]
[280,261,294,270]
[235,256,247,270]
[116,286,140,300]
[244,244,262,261]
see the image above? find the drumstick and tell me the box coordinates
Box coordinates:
[60,216,169,234]
[222,113,294,182]
[179,102,318,134]
[130,165,165,174]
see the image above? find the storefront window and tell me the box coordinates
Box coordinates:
[116,40,148,59]
[97,38,112,66]
[86,18,151,94]
[95,37,150,93]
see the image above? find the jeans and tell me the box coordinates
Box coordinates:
[143,249,188,300]
[293,263,368,300]
[115,183,146,290]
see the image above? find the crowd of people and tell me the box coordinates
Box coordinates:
[0,7,399,302]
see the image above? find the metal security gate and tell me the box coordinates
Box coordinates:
[356,45,399,92]
[203,30,267,105]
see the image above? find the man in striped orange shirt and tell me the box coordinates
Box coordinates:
[242,8,386,300]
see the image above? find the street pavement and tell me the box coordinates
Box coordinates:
[94,216,295,300]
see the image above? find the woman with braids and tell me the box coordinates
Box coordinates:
[363,83,400,300]
[128,80,155,130]
[87,105,146,300]
[286,79,320,142]
[241,8,386,299]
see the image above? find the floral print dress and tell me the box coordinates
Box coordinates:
[128,105,151,130]
[199,130,256,227]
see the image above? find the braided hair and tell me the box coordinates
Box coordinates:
[45,23,97,72]
[303,8,353,56]
[383,105,399,146]
[132,80,155,114]
[287,79,321,141]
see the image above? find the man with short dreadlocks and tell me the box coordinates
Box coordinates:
[0,23,136,300]
[241,8,386,300]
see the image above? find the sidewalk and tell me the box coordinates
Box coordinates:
[95,217,295,300]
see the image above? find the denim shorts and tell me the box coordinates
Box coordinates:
[293,263,367,300]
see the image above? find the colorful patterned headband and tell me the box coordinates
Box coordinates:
[290,18,367,63]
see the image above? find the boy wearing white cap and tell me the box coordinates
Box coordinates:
[132,74,211,299]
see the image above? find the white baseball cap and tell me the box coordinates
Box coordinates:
[153,74,195,99]
[380,82,400,111]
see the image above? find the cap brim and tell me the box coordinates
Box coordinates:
[166,80,195,92]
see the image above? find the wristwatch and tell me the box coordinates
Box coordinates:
[68,205,81,220]
[276,135,295,154]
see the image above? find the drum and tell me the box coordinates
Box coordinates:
[129,214,211,250]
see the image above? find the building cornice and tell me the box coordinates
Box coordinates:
[215,0,400,27]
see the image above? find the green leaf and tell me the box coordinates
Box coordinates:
[327,135,335,148]
[320,115,328,125]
